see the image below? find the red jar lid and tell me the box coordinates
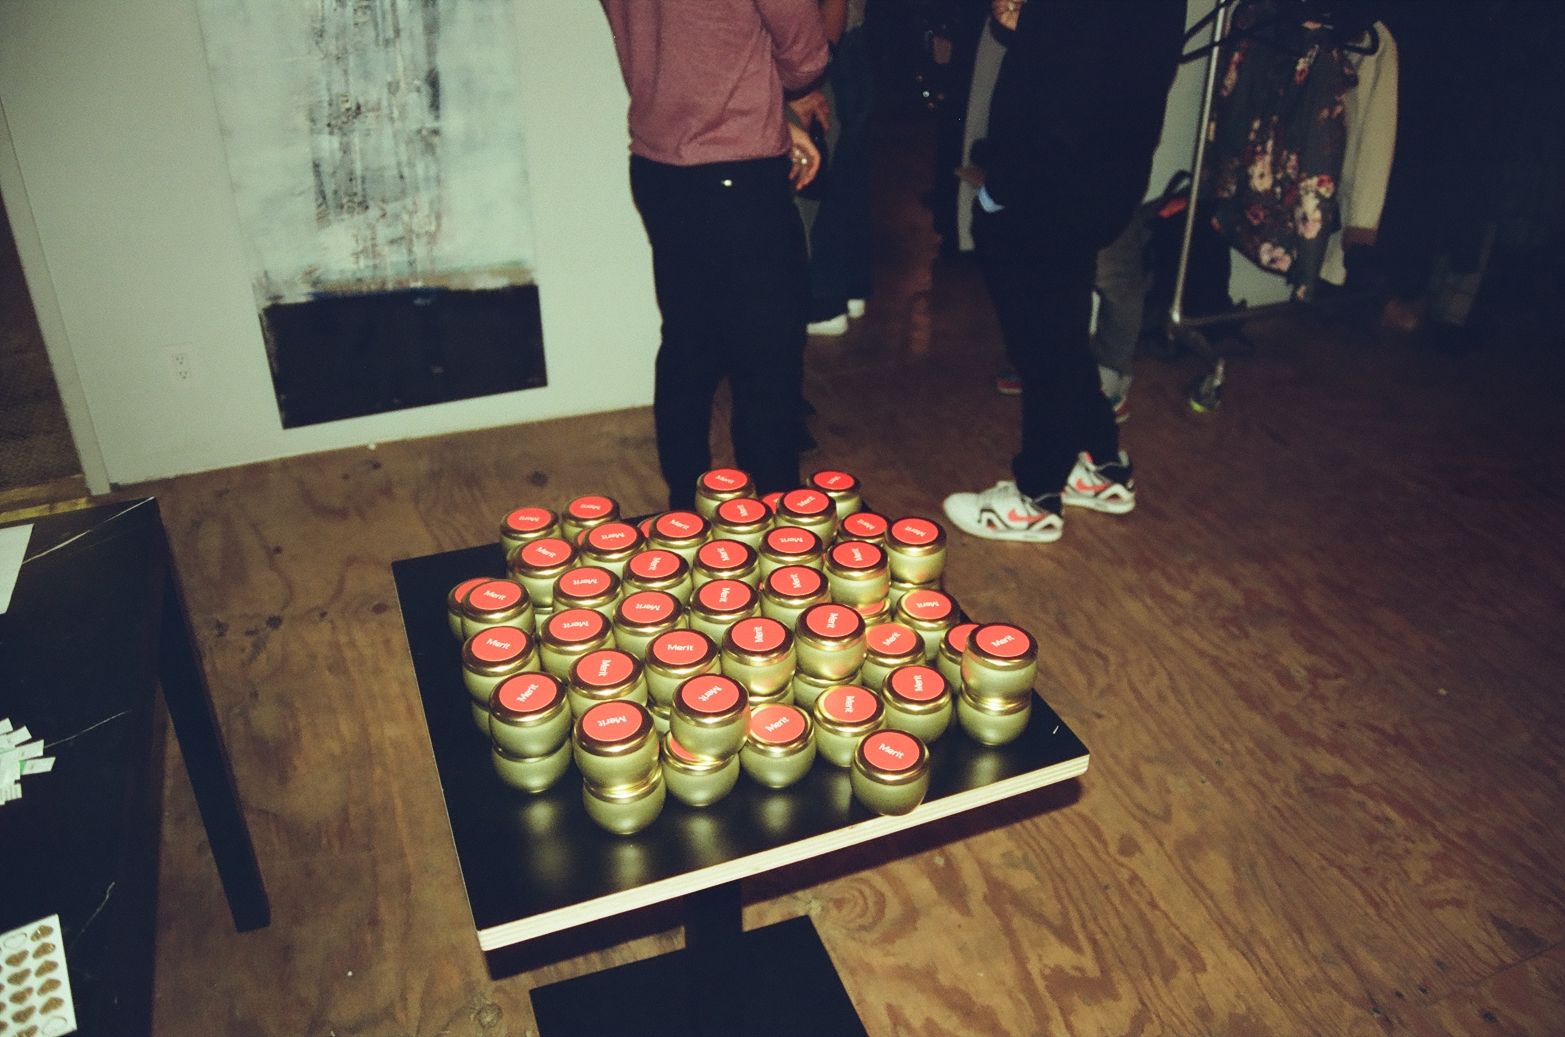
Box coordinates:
[781,489,831,517]
[973,623,1032,658]
[557,566,615,598]
[728,617,787,654]
[697,539,751,571]
[468,579,524,611]
[901,590,955,622]
[567,495,615,520]
[628,549,683,580]
[748,704,805,744]
[803,603,860,639]
[545,608,607,643]
[450,576,487,603]
[889,665,945,702]
[867,622,919,656]
[580,700,648,743]
[667,734,701,763]
[767,565,825,598]
[654,510,705,539]
[678,674,743,714]
[496,673,560,714]
[504,507,554,533]
[861,730,922,772]
[619,590,678,625]
[829,541,885,571]
[700,468,749,492]
[468,627,531,664]
[761,491,784,513]
[809,469,858,492]
[819,685,880,724]
[575,649,637,688]
[697,579,756,614]
[586,522,639,552]
[889,517,942,546]
[649,629,715,666]
[716,497,768,525]
[840,512,889,539]
[519,537,574,568]
[765,526,818,555]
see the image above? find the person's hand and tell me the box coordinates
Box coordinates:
[788,122,822,191]
[788,89,831,134]
[955,164,987,188]
[991,0,1026,31]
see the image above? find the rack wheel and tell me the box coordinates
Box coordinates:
[1187,359,1225,413]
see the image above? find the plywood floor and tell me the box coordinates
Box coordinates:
[135,111,1565,1035]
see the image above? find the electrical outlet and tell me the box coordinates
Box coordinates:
[168,349,195,386]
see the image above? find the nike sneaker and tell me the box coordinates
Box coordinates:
[1061,451,1135,514]
[942,480,1064,543]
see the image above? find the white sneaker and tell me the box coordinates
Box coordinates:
[942,480,1063,543]
[807,314,849,336]
[847,298,867,318]
[1061,451,1136,514]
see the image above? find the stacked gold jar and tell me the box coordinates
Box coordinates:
[458,467,1049,829]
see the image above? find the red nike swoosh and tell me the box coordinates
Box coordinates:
[1006,508,1045,523]
[1073,479,1110,493]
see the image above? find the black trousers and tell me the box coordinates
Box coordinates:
[630,154,808,509]
[974,206,1120,499]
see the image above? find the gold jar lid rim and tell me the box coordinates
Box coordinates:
[663,733,736,773]
[887,517,947,551]
[959,686,1035,715]
[565,494,618,521]
[583,763,664,801]
[698,468,752,494]
[746,704,812,752]
[491,672,565,719]
[516,537,578,573]
[885,665,949,705]
[798,603,866,643]
[503,506,557,534]
[674,674,748,722]
[827,540,886,572]
[723,616,792,657]
[695,538,757,572]
[854,730,929,784]
[968,623,1038,662]
[814,685,884,732]
[576,700,654,754]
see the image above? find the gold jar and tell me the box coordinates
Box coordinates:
[740,704,817,789]
[688,579,761,644]
[777,488,837,543]
[836,510,889,547]
[720,617,796,701]
[711,496,772,548]
[881,664,953,743]
[489,672,571,758]
[812,684,885,767]
[757,525,824,577]
[509,536,579,612]
[760,564,831,629]
[611,590,685,659]
[824,540,891,610]
[644,629,721,707]
[662,734,741,808]
[649,699,672,736]
[622,548,694,604]
[447,576,489,641]
[893,589,962,660]
[582,764,666,835]
[670,673,751,758]
[579,521,646,577]
[573,699,660,788]
[462,626,539,726]
[790,667,847,714]
[936,622,980,690]
[566,648,649,718]
[861,622,926,691]
[692,538,760,589]
[885,517,948,586]
[694,468,755,519]
[647,509,712,563]
[960,623,1039,701]
[806,469,863,519]
[956,686,1033,746]
[888,576,940,614]
[491,738,573,794]
[460,578,535,639]
[851,730,931,815]
[500,506,561,558]
[552,565,623,621]
[794,603,867,681]
[538,608,615,680]
[561,494,620,542]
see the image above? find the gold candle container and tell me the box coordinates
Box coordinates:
[851,730,931,815]
[670,673,751,758]
[582,764,666,835]
[552,565,623,621]
[936,622,980,691]
[881,664,953,743]
[711,496,773,548]
[579,521,646,577]
[688,579,761,644]
[611,590,686,660]
[561,494,620,543]
[794,603,867,681]
[760,564,831,630]
[647,510,712,564]
[509,536,579,612]
[500,506,561,558]
[460,578,535,640]
[462,625,539,716]
[662,734,741,808]
[694,468,755,519]
[538,608,615,680]
[885,516,948,585]
[692,538,760,589]
[573,699,660,788]
[956,686,1033,746]
[812,684,885,767]
[824,540,891,609]
[720,617,797,700]
[893,589,962,660]
[806,469,863,519]
[860,621,926,691]
[649,699,672,737]
[960,623,1039,701]
[643,629,721,707]
[489,672,571,758]
[622,548,694,604]
[492,738,573,794]
[757,525,824,577]
[566,648,649,718]
[740,704,817,789]
[447,576,488,641]
[789,667,847,714]
[835,510,889,547]
[777,488,837,543]
[888,576,940,614]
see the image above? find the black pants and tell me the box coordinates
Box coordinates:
[974,206,1120,499]
[630,154,808,509]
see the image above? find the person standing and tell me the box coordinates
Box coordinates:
[599,1,830,509]
[942,0,1184,543]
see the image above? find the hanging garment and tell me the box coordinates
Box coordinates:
[1203,1,1358,300]
[1321,22,1399,286]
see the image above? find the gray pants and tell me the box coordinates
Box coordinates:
[1093,208,1153,380]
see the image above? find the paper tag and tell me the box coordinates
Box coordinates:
[0,523,31,614]
[1,913,78,1035]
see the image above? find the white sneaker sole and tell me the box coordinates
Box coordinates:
[1061,491,1135,515]
[943,503,1063,543]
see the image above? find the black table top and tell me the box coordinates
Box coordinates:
[392,543,1090,951]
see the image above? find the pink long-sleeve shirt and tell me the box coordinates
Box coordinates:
[600,0,829,167]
